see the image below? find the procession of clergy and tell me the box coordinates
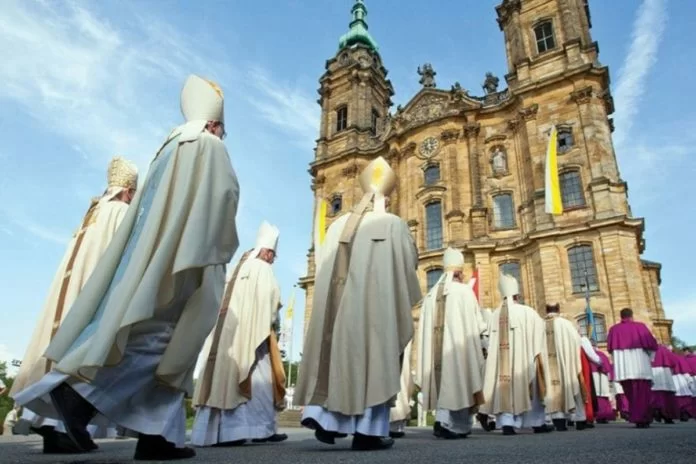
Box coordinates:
[4,75,696,460]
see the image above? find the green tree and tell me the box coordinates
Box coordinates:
[671,336,696,353]
[0,362,15,434]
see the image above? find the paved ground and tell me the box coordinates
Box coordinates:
[1,421,695,463]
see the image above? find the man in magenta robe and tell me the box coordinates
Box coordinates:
[684,350,696,419]
[606,308,658,428]
[650,345,679,424]
[673,353,695,421]
[592,347,616,423]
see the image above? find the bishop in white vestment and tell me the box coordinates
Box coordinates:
[479,274,549,436]
[13,74,240,461]
[191,222,287,447]
[543,304,585,432]
[10,156,137,446]
[415,248,486,439]
[295,157,422,451]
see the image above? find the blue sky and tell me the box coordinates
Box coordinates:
[0,0,694,375]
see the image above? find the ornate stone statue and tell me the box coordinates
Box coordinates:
[482,72,500,94]
[449,82,467,103]
[491,147,507,174]
[418,63,437,88]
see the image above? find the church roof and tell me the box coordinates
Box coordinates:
[338,1,379,53]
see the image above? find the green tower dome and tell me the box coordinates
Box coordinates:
[338,0,379,52]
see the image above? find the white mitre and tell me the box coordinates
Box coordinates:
[250,220,280,260]
[358,156,396,213]
[178,74,225,142]
[498,272,520,300]
[437,247,464,290]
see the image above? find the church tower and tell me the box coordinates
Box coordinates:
[315,0,394,160]
[301,1,394,332]
[497,0,597,89]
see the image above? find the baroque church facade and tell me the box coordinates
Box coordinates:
[298,0,673,344]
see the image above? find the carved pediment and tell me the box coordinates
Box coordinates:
[381,89,481,140]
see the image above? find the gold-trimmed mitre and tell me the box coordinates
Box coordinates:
[107,156,138,189]
[498,273,520,299]
[358,156,396,196]
[443,247,464,272]
[180,74,225,124]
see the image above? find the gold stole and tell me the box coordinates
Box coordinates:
[432,282,446,397]
[545,317,564,412]
[45,198,99,373]
[497,298,513,412]
[309,195,371,405]
[266,329,287,410]
[197,253,250,403]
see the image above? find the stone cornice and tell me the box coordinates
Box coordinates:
[415,184,447,201]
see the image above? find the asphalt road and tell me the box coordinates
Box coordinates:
[1,421,694,463]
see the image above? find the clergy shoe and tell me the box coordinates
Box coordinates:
[38,427,91,454]
[134,434,196,460]
[596,419,609,424]
[251,433,288,443]
[49,382,97,452]
[533,424,554,434]
[389,431,405,439]
[301,418,347,444]
[552,419,568,431]
[433,423,460,440]
[576,421,592,431]
[351,433,394,451]
[476,413,490,431]
[502,426,516,436]
[32,425,98,452]
[665,418,675,424]
[486,420,497,432]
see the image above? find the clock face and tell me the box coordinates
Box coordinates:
[420,136,439,156]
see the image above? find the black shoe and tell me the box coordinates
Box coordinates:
[552,419,568,431]
[301,418,347,444]
[251,433,288,443]
[567,420,575,426]
[533,424,554,434]
[351,433,394,451]
[38,427,91,454]
[49,383,97,452]
[433,422,460,439]
[596,419,609,424]
[389,431,405,439]
[134,434,196,460]
[502,426,516,436]
[487,420,497,431]
[665,418,675,424]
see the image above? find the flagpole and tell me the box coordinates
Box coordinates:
[583,268,596,343]
[285,284,297,389]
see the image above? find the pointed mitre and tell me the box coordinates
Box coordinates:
[255,221,280,252]
[107,156,138,190]
[443,247,464,272]
[498,272,520,299]
[180,74,225,124]
[358,156,396,196]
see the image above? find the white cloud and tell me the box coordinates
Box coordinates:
[613,0,668,149]
[245,66,320,146]
[0,0,227,173]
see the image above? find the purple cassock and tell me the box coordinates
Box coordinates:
[607,318,658,427]
[687,355,696,418]
[593,350,616,422]
[650,345,679,422]
[673,355,695,419]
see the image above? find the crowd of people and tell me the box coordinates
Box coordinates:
[1,75,695,461]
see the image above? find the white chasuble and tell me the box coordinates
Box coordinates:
[480,301,548,420]
[11,198,129,397]
[415,278,486,413]
[543,315,584,417]
[295,210,421,426]
[14,130,240,446]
